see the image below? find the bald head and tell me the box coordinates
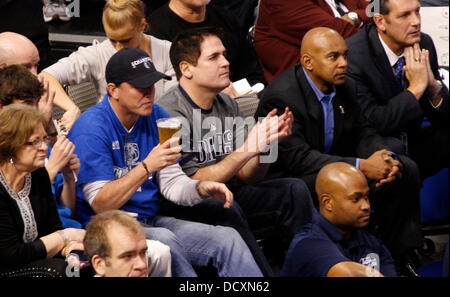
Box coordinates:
[0,32,40,75]
[316,162,371,231]
[316,162,366,201]
[301,28,343,57]
[300,27,336,56]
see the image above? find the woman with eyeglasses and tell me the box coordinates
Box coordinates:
[0,105,86,277]
[41,0,177,113]
[0,64,82,229]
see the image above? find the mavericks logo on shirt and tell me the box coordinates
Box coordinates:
[360,252,380,275]
[112,140,120,150]
[113,142,150,191]
[125,142,140,167]
[197,129,233,164]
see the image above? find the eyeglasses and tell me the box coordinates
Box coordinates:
[24,136,51,149]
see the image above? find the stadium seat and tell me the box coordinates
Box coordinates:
[417,260,444,277]
[418,167,449,257]
[420,168,449,227]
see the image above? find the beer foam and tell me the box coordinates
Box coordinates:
[157,118,181,129]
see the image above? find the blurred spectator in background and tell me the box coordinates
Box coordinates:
[210,0,259,32]
[42,0,72,23]
[41,0,176,106]
[149,0,266,98]
[143,0,259,31]
[254,0,371,83]
[0,0,51,72]
[0,32,81,131]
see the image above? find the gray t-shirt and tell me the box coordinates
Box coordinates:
[157,85,250,177]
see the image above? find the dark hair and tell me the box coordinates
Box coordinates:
[0,64,44,107]
[84,210,144,262]
[379,0,391,15]
[169,26,225,80]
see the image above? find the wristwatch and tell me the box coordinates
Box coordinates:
[347,12,360,27]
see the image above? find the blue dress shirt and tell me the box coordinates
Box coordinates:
[302,67,336,153]
[302,67,361,168]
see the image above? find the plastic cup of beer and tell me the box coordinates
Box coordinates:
[156,118,181,145]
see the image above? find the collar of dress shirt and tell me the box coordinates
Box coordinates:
[302,66,337,103]
[378,33,406,68]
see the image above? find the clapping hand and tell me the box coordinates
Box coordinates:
[244,107,293,155]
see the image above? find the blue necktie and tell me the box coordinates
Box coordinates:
[394,56,405,92]
[394,57,410,155]
[322,95,334,153]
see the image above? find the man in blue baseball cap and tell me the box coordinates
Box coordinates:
[68,48,263,277]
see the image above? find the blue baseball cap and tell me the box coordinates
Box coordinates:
[105,48,171,89]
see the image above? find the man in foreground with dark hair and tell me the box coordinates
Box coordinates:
[158,27,314,276]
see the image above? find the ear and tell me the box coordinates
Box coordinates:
[107,83,119,100]
[320,194,334,212]
[91,255,107,277]
[139,18,148,33]
[373,14,386,32]
[179,61,193,79]
[301,54,313,72]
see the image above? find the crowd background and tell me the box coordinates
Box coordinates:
[0,0,448,280]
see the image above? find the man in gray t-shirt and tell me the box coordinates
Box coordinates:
[159,87,245,176]
[157,27,314,275]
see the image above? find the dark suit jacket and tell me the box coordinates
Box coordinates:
[345,23,449,139]
[255,64,387,191]
[254,0,370,83]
